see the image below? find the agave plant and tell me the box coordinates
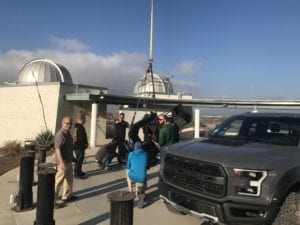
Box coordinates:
[34,129,54,150]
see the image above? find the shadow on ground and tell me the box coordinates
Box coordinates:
[74,171,159,202]
[78,212,110,225]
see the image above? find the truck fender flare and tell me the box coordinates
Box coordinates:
[273,167,300,204]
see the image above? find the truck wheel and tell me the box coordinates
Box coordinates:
[164,202,187,215]
[272,192,300,225]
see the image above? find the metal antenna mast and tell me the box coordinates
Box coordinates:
[148,0,156,109]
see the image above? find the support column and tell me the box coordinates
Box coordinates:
[194,107,200,138]
[90,103,98,148]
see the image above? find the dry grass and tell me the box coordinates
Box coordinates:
[0,141,22,176]
[0,140,22,156]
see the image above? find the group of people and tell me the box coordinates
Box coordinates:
[52,111,180,209]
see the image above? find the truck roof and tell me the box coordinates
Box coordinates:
[235,112,300,119]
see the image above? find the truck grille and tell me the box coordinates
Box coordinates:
[163,154,226,197]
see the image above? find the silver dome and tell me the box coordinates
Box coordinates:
[17,58,73,84]
[134,72,174,96]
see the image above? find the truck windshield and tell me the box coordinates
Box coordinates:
[210,116,300,146]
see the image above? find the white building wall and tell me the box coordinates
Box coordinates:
[97,103,108,145]
[0,84,60,146]
[0,83,109,147]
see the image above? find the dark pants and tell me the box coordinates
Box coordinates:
[116,141,127,164]
[74,148,85,176]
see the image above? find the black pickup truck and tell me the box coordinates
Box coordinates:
[159,112,300,225]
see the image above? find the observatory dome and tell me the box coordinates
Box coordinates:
[17,58,73,84]
[133,73,174,96]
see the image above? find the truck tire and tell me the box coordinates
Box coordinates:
[272,192,300,225]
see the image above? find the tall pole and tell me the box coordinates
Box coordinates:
[149,0,156,109]
[149,0,153,62]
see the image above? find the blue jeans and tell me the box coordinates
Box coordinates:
[101,153,113,166]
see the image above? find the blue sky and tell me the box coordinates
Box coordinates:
[0,0,300,99]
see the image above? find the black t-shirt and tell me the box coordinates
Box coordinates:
[114,121,129,142]
[74,123,88,149]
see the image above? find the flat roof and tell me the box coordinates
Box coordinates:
[65,93,300,109]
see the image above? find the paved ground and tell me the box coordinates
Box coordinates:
[0,148,204,225]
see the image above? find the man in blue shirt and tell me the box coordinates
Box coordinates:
[126,141,148,208]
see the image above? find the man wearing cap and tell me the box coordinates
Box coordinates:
[126,141,149,208]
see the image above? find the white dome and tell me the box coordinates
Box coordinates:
[17,58,73,84]
[134,72,174,96]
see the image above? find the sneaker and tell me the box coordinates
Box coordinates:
[98,163,105,169]
[74,175,87,179]
[54,202,65,209]
[104,166,111,171]
[79,172,86,176]
[137,198,144,209]
[62,195,78,202]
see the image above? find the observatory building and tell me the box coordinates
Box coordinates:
[133,72,192,100]
[17,58,73,84]
[0,58,108,147]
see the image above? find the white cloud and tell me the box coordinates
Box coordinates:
[0,47,147,95]
[172,79,200,95]
[0,37,201,97]
[50,36,90,52]
[173,60,202,76]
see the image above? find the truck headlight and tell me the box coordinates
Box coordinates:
[233,168,267,196]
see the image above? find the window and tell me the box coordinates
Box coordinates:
[211,118,243,137]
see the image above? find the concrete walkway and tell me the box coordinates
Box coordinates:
[0,148,203,225]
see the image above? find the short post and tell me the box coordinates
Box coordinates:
[13,141,35,212]
[34,163,56,225]
[107,190,136,225]
[36,144,48,164]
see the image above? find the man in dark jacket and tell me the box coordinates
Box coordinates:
[73,113,88,178]
[113,112,129,164]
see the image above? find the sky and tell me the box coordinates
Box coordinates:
[1,0,300,100]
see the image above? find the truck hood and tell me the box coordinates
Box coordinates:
[166,138,297,169]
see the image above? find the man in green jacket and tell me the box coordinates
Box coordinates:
[158,115,178,148]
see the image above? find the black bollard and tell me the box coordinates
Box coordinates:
[13,141,35,212]
[34,163,56,225]
[36,144,48,164]
[107,190,136,225]
[24,141,36,186]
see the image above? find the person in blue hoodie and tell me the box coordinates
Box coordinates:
[126,141,148,208]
